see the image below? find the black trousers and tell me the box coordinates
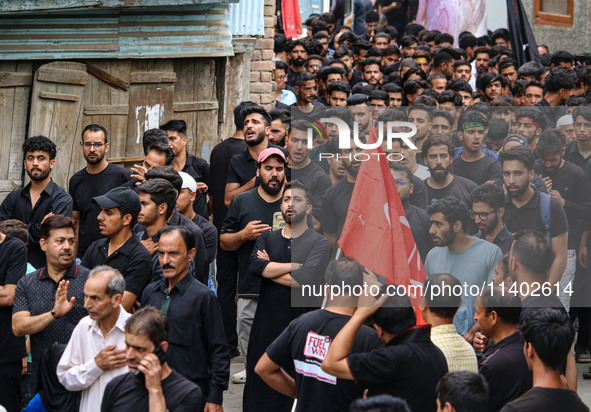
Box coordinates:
[0,360,22,412]
[216,246,239,352]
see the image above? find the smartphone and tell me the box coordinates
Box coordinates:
[134,346,168,385]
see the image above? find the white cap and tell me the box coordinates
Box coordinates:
[178,171,197,193]
[556,114,573,127]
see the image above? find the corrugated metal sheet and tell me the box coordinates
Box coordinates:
[0,0,237,12]
[0,5,234,59]
[229,0,264,36]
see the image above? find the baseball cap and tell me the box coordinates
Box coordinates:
[178,171,197,193]
[93,187,141,213]
[257,148,287,164]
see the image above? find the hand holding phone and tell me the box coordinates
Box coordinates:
[134,346,167,386]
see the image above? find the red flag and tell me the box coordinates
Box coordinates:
[281,0,302,39]
[337,128,427,307]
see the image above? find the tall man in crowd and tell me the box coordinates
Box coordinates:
[57,267,131,412]
[141,226,229,411]
[81,187,152,312]
[12,215,89,391]
[69,124,131,258]
[0,136,73,269]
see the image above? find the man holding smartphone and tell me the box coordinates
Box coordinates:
[101,306,201,411]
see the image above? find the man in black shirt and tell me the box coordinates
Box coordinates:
[256,259,383,412]
[322,293,448,412]
[0,230,27,412]
[101,307,202,412]
[287,120,332,231]
[500,147,568,288]
[436,372,489,412]
[534,129,591,311]
[389,164,434,262]
[501,309,588,412]
[141,227,229,409]
[422,135,477,205]
[475,286,531,412]
[220,148,286,378]
[122,140,174,189]
[210,101,252,357]
[471,183,514,254]
[12,215,89,392]
[81,187,151,312]
[0,136,73,269]
[453,110,503,185]
[160,120,210,219]
[69,124,131,258]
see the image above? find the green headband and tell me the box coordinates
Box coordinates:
[462,122,485,132]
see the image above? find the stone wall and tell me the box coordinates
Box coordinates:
[248,0,276,110]
[522,0,590,54]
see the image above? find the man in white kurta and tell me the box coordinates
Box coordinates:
[57,266,131,412]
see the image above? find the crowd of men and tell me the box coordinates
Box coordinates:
[2,6,591,412]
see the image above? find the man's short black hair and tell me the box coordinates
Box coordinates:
[323,106,355,128]
[427,196,470,233]
[487,118,509,142]
[573,105,591,124]
[382,83,402,94]
[400,34,418,48]
[383,46,400,57]
[158,225,195,252]
[402,67,427,84]
[408,104,434,121]
[434,33,454,45]
[498,58,517,72]
[347,93,369,106]
[352,84,376,96]
[491,28,510,42]
[518,61,543,80]
[318,66,346,82]
[436,90,462,106]
[374,32,392,42]
[537,129,566,158]
[423,273,462,318]
[544,69,576,93]
[515,106,546,130]
[325,258,364,289]
[288,39,307,53]
[368,89,389,105]
[274,33,288,54]
[241,105,272,127]
[233,101,257,131]
[350,395,411,412]
[82,124,108,143]
[159,119,186,135]
[23,135,57,160]
[432,110,454,127]
[471,182,505,210]
[372,294,416,335]
[135,178,177,219]
[459,33,478,50]
[478,286,522,326]
[327,80,351,96]
[125,306,170,347]
[512,229,553,277]
[433,50,454,68]
[403,79,430,97]
[388,163,413,181]
[364,10,379,23]
[353,40,373,56]
[520,308,575,372]
[446,78,473,94]
[142,128,169,155]
[366,47,384,59]
[476,72,503,92]
[145,165,182,193]
[269,107,291,123]
[551,50,574,67]
[147,142,174,166]
[499,146,536,171]
[436,372,489,412]
[359,58,382,73]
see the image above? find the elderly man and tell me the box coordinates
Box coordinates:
[57,266,131,412]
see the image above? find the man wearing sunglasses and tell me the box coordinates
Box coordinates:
[470,183,514,254]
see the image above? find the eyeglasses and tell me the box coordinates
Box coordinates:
[394,179,408,185]
[469,209,497,220]
[83,142,104,148]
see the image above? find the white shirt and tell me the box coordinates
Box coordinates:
[57,306,131,412]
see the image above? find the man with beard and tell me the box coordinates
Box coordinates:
[389,164,433,261]
[292,72,320,112]
[360,58,383,87]
[69,124,131,259]
[472,47,491,90]
[0,136,73,269]
[243,181,330,412]
[12,215,89,392]
[269,108,290,147]
[533,130,591,312]
[452,111,503,185]
[321,135,364,250]
[141,226,229,411]
[287,121,332,231]
[225,106,286,209]
[160,120,210,219]
[470,183,514,254]
[423,136,477,206]
[347,94,371,133]
[500,147,568,290]
[425,197,503,337]
[220,149,287,384]
[287,40,308,87]
[513,107,546,153]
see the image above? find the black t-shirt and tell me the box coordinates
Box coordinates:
[81,235,152,297]
[191,213,218,263]
[405,204,434,262]
[479,332,532,412]
[452,155,503,185]
[69,163,131,257]
[227,144,287,186]
[220,188,284,298]
[183,152,210,219]
[320,178,355,239]
[425,175,477,206]
[266,309,383,412]
[0,235,27,363]
[409,174,428,209]
[101,370,202,412]
[308,142,330,175]
[210,137,247,232]
[503,190,568,238]
[500,387,589,412]
[289,161,332,220]
[378,0,408,32]
[347,325,448,412]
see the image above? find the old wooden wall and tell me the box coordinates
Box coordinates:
[0,57,220,200]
